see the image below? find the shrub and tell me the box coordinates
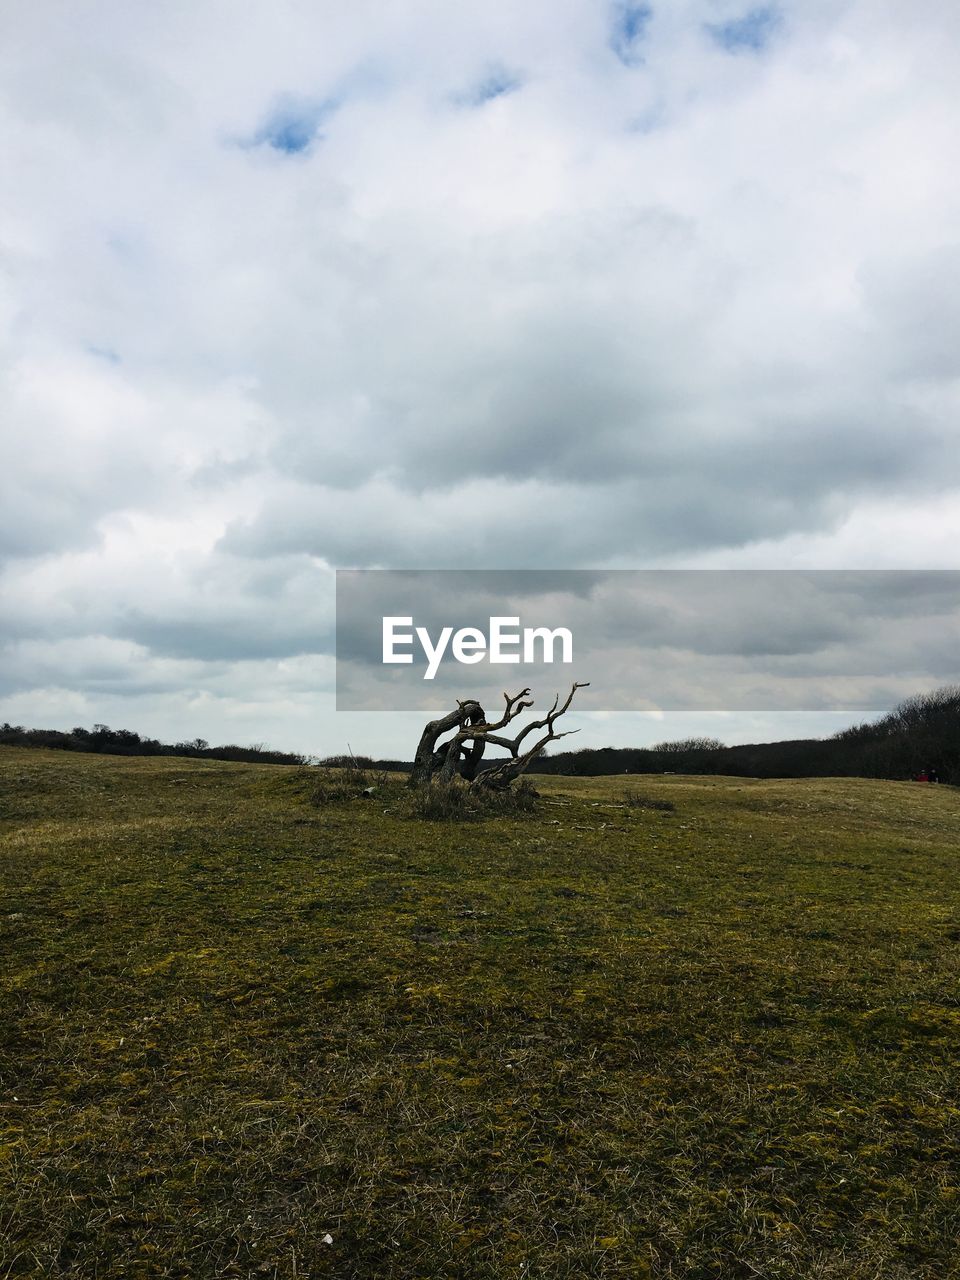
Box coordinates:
[309,759,387,808]
[622,791,676,813]
[409,780,539,822]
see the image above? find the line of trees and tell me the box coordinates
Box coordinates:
[3,686,957,783]
[529,687,960,785]
[0,722,308,767]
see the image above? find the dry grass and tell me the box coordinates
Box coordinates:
[1,749,959,1277]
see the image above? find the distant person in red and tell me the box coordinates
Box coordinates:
[916,769,929,782]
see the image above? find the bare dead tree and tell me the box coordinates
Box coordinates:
[408,683,589,791]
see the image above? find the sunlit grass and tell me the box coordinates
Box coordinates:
[2,748,959,1277]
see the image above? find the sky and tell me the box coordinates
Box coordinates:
[1,0,958,758]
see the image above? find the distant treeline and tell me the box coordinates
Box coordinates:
[528,686,960,785]
[0,723,308,767]
[3,685,958,783]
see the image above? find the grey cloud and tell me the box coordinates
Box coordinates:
[228,193,959,565]
[115,556,335,662]
[2,547,335,663]
[860,246,960,381]
[219,459,868,570]
[2,0,960,753]
[114,614,334,663]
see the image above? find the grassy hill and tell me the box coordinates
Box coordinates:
[2,748,959,1278]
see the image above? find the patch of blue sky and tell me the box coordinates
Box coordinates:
[626,102,666,134]
[454,68,523,108]
[87,345,121,365]
[105,230,148,262]
[610,2,653,66]
[245,94,338,155]
[706,6,781,53]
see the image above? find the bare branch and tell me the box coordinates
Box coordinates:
[470,688,534,733]
[408,682,589,790]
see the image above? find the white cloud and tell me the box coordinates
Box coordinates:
[1,0,958,752]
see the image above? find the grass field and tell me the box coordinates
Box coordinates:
[1,747,959,1278]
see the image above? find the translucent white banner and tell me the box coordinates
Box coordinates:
[335,570,960,712]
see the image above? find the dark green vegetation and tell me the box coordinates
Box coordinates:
[6,685,960,787]
[533,686,960,785]
[0,722,307,766]
[2,749,959,1278]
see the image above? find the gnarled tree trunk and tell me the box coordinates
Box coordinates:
[407,683,588,790]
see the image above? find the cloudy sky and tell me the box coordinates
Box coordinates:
[1,0,958,757]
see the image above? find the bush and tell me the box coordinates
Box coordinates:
[317,752,375,770]
[309,759,387,808]
[409,780,539,822]
[622,791,676,813]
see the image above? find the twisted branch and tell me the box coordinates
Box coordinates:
[407,683,589,790]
